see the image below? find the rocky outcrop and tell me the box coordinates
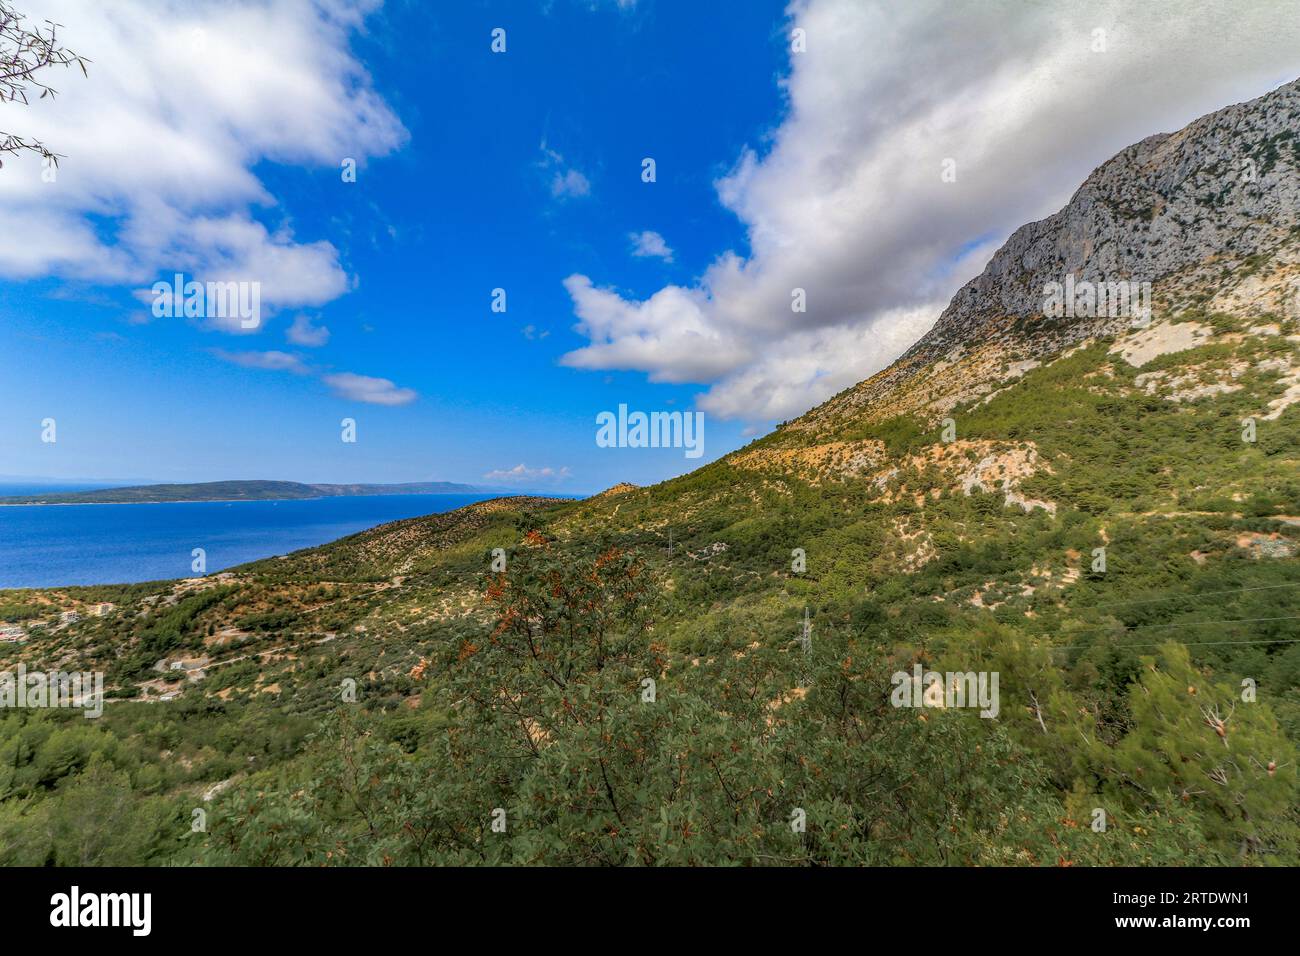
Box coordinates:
[792,77,1300,436]
[917,77,1300,359]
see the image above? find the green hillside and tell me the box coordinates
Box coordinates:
[2,312,1296,864]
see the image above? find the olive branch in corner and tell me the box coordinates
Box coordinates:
[0,0,89,168]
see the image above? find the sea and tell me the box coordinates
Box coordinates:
[0,489,500,589]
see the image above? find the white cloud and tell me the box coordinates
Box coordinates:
[552,168,591,198]
[697,305,940,421]
[484,463,573,483]
[212,349,309,374]
[540,146,591,199]
[286,313,331,347]
[560,0,1300,422]
[561,274,746,382]
[0,0,406,317]
[323,372,417,406]
[214,348,417,407]
[629,230,674,262]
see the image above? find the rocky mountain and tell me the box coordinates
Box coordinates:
[2,81,1298,867]
[794,77,1300,437]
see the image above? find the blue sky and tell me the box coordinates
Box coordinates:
[3,0,1298,495]
[1,0,788,493]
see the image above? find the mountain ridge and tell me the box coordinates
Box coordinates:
[783,76,1300,441]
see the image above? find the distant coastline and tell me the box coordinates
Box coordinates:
[0,479,506,507]
[0,495,478,508]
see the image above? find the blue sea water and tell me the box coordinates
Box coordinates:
[0,494,498,589]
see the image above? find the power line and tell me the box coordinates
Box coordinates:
[1050,614,1300,651]
[1072,580,1300,612]
[1099,614,1300,633]
[1094,637,1300,650]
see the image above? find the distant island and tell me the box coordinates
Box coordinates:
[0,479,500,506]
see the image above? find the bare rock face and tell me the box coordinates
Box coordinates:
[593,482,639,499]
[790,77,1300,437]
[924,76,1300,353]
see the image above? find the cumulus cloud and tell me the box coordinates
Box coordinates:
[286,313,331,347]
[629,230,674,262]
[698,305,939,421]
[0,0,406,317]
[483,463,573,483]
[560,0,1300,422]
[323,372,417,406]
[561,274,745,383]
[212,349,309,374]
